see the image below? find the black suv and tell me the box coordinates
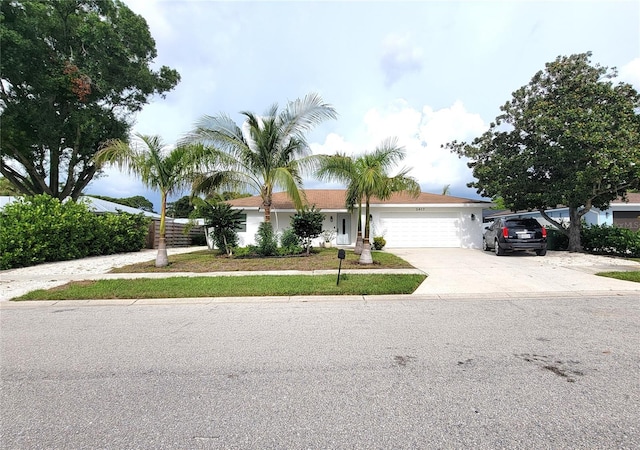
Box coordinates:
[483,218,547,256]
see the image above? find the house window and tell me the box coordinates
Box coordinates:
[237,214,247,232]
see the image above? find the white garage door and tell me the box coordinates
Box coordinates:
[378,213,461,247]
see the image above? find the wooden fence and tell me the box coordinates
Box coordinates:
[146,219,205,249]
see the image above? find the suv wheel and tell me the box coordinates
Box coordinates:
[494,239,505,256]
[482,238,490,251]
[536,248,547,256]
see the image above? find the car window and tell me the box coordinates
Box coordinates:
[505,219,540,228]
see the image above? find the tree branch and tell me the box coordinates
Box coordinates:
[539,209,568,236]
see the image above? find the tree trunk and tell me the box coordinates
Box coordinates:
[49,143,59,197]
[354,203,363,254]
[156,191,169,267]
[567,206,583,253]
[264,204,271,223]
[155,237,169,267]
[354,231,363,255]
[359,200,373,264]
[359,238,373,264]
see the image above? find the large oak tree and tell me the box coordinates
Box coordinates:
[447,53,640,252]
[0,0,180,200]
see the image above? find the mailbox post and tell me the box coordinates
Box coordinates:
[336,249,346,285]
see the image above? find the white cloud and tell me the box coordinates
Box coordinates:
[380,34,423,87]
[618,57,640,89]
[122,0,174,41]
[310,99,487,196]
[86,167,148,199]
[411,101,486,190]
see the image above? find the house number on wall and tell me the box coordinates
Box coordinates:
[415,207,428,212]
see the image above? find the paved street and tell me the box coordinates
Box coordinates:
[2,295,639,449]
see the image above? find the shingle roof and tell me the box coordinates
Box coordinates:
[615,193,640,204]
[226,189,489,210]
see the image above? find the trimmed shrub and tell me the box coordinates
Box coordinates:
[545,227,569,251]
[582,224,640,257]
[372,236,386,250]
[290,206,323,255]
[0,195,150,269]
[93,212,150,255]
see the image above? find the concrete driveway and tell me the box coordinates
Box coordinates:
[389,248,640,297]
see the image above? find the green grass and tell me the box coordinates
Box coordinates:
[111,247,414,273]
[14,274,427,301]
[596,271,640,283]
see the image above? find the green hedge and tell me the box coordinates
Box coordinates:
[0,195,150,270]
[581,224,640,257]
[545,227,569,251]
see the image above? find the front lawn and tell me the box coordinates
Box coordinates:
[14,274,427,300]
[111,247,414,273]
[13,248,427,300]
[596,271,640,283]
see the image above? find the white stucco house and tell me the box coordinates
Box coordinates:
[484,193,640,232]
[226,189,491,249]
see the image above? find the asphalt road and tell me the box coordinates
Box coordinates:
[1,295,639,449]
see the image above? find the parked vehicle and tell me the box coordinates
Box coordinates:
[483,218,547,256]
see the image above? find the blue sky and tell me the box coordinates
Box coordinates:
[86,0,640,212]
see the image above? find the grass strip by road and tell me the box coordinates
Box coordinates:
[14,274,427,301]
[596,271,640,283]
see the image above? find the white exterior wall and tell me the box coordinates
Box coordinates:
[235,205,486,249]
[236,210,340,247]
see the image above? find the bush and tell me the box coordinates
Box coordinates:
[279,228,302,255]
[255,222,278,256]
[545,227,569,251]
[93,212,150,255]
[0,195,150,270]
[290,206,324,255]
[190,232,207,246]
[372,236,386,250]
[212,229,239,254]
[196,201,243,255]
[582,224,640,257]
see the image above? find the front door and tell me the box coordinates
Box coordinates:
[336,213,351,245]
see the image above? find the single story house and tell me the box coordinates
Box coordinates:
[483,193,640,232]
[226,189,491,249]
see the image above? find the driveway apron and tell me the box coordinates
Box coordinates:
[388,248,640,296]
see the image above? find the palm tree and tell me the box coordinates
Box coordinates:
[94,134,197,267]
[183,93,337,223]
[317,137,421,264]
[315,152,365,254]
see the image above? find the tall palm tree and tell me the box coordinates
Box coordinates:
[315,152,366,254]
[183,93,337,223]
[317,137,420,264]
[94,134,197,267]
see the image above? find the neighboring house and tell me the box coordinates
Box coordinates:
[0,196,204,249]
[484,193,640,232]
[0,195,159,218]
[226,189,490,249]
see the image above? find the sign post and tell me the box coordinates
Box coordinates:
[336,249,346,285]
